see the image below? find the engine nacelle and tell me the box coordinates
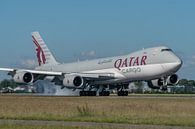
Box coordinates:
[63,75,84,88]
[147,79,164,89]
[13,71,33,83]
[167,74,179,85]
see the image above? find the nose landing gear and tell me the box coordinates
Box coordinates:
[160,86,168,91]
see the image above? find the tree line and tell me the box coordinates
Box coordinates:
[0,79,18,89]
[178,79,195,86]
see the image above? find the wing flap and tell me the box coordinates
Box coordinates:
[77,73,115,79]
[69,73,116,82]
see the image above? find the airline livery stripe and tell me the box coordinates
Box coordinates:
[32,36,41,48]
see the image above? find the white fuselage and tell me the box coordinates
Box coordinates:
[36,46,182,84]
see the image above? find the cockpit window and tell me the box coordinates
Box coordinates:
[161,48,172,52]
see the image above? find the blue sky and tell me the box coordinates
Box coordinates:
[0,0,195,79]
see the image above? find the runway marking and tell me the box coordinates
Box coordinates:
[0,119,194,129]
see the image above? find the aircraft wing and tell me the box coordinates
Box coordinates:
[0,67,116,84]
[0,68,15,72]
[0,68,115,77]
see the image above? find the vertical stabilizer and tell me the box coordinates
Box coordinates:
[31,31,58,66]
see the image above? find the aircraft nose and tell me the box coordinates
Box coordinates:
[171,56,183,72]
[162,55,183,73]
[175,57,183,69]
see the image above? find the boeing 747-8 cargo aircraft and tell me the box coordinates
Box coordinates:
[0,32,182,96]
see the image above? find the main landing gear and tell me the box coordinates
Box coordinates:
[117,85,129,96]
[79,90,111,96]
[98,87,110,96]
[79,90,128,96]
[79,83,97,96]
[99,91,110,96]
[79,84,128,96]
[117,90,128,96]
[79,91,97,96]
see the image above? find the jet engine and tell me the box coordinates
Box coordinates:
[63,75,84,88]
[148,74,179,89]
[147,79,164,89]
[13,71,34,83]
[167,74,179,85]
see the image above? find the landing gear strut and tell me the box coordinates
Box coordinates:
[117,85,129,96]
[98,86,110,96]
[161,86,168,91]
[79,83,97,96]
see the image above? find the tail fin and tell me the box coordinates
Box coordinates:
[31,31,58,66]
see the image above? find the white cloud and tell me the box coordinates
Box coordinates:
[192,55,195,60]
[80,50,96,57]
[179,54,195,79]
[20,59,37,69]
[74,50,97,61]
[186,55,195,66]
[88,50,96,57]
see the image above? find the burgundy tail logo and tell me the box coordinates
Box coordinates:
[32,36,46,66]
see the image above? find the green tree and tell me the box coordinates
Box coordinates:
[188,80,195,86]
[178,79,188,86]
[178,79,195,94]
[0,79,18,89]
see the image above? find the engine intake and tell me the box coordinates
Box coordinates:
[13,71,33,83]
[167,74,179,85]
[148,74,179,89]
[63,75,84,88]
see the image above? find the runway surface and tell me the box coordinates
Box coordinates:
[0,119,194,129]
[4,93,195,98]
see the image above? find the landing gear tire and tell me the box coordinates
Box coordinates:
[79,91,97,96]
[117,91,128,96]
[99,91,110,96]
[161,86,168,91]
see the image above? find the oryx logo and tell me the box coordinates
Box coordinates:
[32,36,46,66]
